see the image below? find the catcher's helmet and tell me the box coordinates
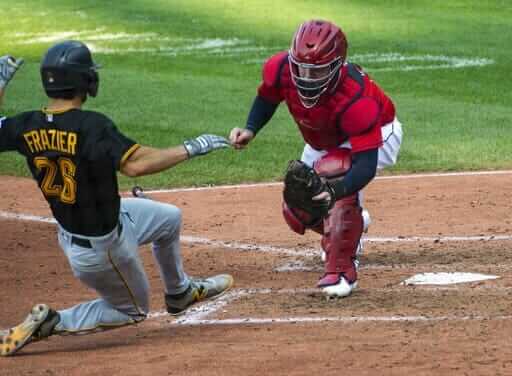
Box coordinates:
[40,40,100,99]
[289,20,347,108]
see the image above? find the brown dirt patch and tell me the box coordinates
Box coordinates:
[1,173,512,375]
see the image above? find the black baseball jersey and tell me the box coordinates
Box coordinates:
[0,108,140,236]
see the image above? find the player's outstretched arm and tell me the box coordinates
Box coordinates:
[0,56,24,88]
[121,134,230,177]
[229,95,279,149]
[0,56,24,105]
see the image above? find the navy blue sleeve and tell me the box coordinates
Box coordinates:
[246,95,279,135]
[332,148,378,199]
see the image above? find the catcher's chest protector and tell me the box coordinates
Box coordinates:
[283,65,370,150]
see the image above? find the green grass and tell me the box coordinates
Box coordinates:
[1,0,511,188]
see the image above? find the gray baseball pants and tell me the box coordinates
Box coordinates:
[54,198,189,334]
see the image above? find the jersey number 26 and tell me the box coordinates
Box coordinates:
[34,156,77,204]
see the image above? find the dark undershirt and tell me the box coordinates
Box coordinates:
[246,95,278,135]
[331,148,378,199]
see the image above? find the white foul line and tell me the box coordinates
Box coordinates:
[2,211,512,259]
[135,170,512,194]
[148,289,247,322]
[170,315,512,326]
[146,288,512,327]
[275,261,512,272]
[0,211,57,224]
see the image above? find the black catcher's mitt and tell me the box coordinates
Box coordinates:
[283,160,335,220]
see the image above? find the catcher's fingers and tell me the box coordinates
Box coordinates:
[229,127,242,144]
[312,191,331,201]
[230,128,253,149]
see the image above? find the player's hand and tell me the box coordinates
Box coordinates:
[0,56,24,89]
[183,134,231,158]
[312,183,335,208]
[229,127,254,150]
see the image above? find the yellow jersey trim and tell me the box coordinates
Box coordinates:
[120,143,141,166]
[42,107,77,115]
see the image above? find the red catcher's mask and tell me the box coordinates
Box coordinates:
[289,20,348,108]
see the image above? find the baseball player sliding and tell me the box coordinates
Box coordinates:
[0,41,233,356]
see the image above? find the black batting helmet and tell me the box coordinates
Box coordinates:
[40,40,100,99]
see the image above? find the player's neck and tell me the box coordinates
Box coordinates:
[46,97,83,112]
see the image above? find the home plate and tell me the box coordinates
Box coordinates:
[402,272,500,285]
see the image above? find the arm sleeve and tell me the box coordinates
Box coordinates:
[246,95,279,135]
[331,148,378,199]
[105,125,140,170]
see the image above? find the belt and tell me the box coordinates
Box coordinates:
[71,223,123,249]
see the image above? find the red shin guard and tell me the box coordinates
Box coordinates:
[318,196,363,287]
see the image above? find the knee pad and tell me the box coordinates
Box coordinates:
[313,147,352,179]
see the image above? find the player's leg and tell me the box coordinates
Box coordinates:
[1,224,149,356]
[312,149,364,298]
[346,117,401,274]
[121,197,188,294]
[318,195,363,298]
[121,198,233,315]
[322,207,370,269]
[55,222,150,333]
[377,117,403,170]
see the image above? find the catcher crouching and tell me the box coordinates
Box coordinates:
[230,19,402,298]
[283,149,369,298]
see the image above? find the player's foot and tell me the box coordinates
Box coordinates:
[165,274,234,315]
[0,304,60,356]
[317,273,357,299]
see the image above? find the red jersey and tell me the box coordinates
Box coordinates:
[257,51,396,152]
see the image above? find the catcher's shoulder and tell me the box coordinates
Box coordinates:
[262,51,289,88]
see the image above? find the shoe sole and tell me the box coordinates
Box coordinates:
[169,275,234,316]
[0,304,49,356]
[323,281,358,300]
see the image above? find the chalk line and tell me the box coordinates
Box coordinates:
[136,170,512,194]
[1,211,512,262]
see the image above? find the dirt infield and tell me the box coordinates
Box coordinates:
[1,172,512,376]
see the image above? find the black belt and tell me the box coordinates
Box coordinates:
[72,223,123,249]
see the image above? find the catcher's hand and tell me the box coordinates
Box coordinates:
[183,134,230,158]
[0,56,24,89]
[283,160,335,219]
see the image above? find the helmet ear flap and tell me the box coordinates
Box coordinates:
[87,70,99,97]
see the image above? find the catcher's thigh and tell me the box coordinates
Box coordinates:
[300,117,403,170]
[378,118,403,170]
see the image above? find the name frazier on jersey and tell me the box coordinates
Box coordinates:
[23,129,77,155]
